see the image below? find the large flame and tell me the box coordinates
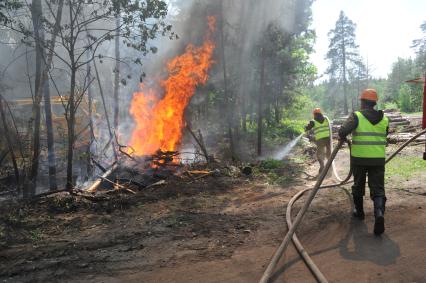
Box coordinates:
[129,17,216,156]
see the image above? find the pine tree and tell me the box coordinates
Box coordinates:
[412,21,426,72]
[326,11,360,115]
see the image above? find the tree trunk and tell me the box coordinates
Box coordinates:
[29,0,64,196]
[66,0,76,192]
[113,15,120,131]
[66,68,76,191]
[93,59,117,160]
[274,98,280,124]
[266,106,272,128]
[343,74,348,115]
[341,22,348,115]
[220,0,235,159]
[257,48,265,156]
[235,1,247,138]
[29,0,44,196]
[86,52,94,179]
[241,100,247,132]
[0,97,19,187]
[43,56,57,191]
[275,72,283,124]
[357,71,360,110]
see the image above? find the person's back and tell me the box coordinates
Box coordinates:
[338,89,389,235]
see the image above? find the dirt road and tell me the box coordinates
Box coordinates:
[1,144,425,282]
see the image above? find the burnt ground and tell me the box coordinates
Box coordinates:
[0,144,426,282]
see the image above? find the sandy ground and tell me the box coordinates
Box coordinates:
[0,144,425,283]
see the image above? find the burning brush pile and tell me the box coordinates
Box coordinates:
[84,17,217,195]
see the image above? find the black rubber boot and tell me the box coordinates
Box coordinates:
[373,197,385,235]
[352,196,365,220]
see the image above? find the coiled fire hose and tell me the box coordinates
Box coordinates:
[259,127,426,283]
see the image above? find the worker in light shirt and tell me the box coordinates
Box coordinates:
[305,108,332,175]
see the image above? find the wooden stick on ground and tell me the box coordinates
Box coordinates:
[86,164,117,193]
[98,175,136,194]
[187,172,214,183]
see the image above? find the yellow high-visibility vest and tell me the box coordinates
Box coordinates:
[351,111,388,158]
[313,118,330,141]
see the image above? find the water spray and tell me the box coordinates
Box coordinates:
[273,133,304,160]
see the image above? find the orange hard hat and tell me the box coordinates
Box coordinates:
[313,108,322,114]
[360,89,378,102]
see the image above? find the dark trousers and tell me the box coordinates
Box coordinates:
[352,165,385,199]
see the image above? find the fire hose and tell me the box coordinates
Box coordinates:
[259,127,426,283]
[326,116,346,182]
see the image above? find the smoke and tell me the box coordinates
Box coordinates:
[119,0,312,155]
[0,0,312,191]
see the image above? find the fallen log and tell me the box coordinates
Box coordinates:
[33,188,69,199]
[388,118,408,123]
[399,125,421,133]
[389,121,410,127]
[187,172,214,183]
[388,134,426,144]
[86,163,118,193]
[187,170,211,174]
[386,114,403,119]
[383,109,398,113]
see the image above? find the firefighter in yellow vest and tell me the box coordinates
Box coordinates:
[305,108,331,175]
[338,89,389,235]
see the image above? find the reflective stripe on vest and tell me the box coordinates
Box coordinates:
[351,111,389,158]
[313,118,330,141]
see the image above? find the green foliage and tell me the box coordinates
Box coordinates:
[383,20,426,111]
[386,156,426,180]
[383,101,398,110]
[279,119,305,135]
[48,196,78,213]
[6,0,173,59]
[265,171,294,185]
[0,0,22,24]
[326,11,359,77]
[383,57,423,113]
[285,94,315,120]
[310,19,425,115]
[398,84,413,112]
[326,11,362,115]
[0,225,4,240]
[29,228,43,242]
[412,21,426,72]
[258,159,292,184]
[259,158,286,170]
[265,119,304,145]
[2,213,21,227]
[184,1,317,158]
[256,158,299,185]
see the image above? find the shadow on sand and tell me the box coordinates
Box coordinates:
[270,214,400,282]
[339,218,400,266]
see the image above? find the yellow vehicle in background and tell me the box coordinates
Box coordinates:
[7,95,96,159]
